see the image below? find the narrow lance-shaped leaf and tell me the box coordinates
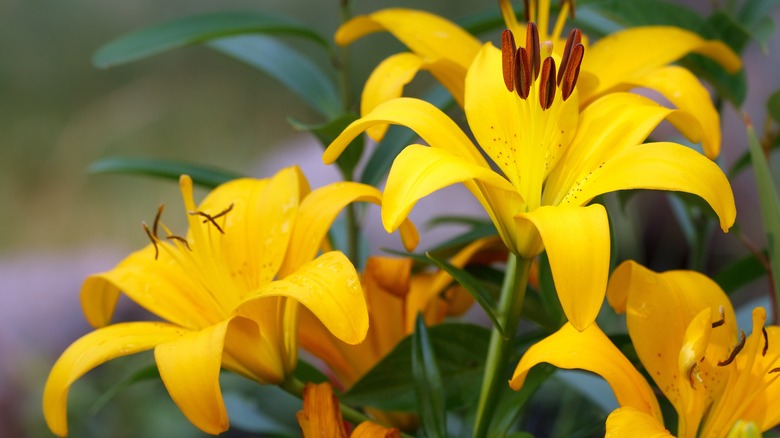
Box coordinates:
[746,121,780,321]
[209,35,341,118]
[88,157,244,188]
[425,252,503,336]
[93,11,330,68]
[412,313,447,438]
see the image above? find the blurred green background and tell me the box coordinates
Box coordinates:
[3,0,779,436]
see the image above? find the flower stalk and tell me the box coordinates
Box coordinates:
[473,254,532,438]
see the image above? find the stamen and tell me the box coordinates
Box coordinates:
[770,367,780,374]
[166,234,191,250]
[763,326,768,357]
[515,47,532,99]
[556,28,584,101]
[561,0,576,19]
[142,222,160,260]
[209,203,234,221]
[539,57,557,110]
[688,362,703,389]
[502,30,517,92]
[718,330,747,366]
[526,22,541,80]
[152,204,164,238]
[189,208,228,234]
[712,306,726,328]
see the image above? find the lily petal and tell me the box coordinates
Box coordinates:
[352,421,402,438]
[296,382,348,438]
[606,407,673,437]
[739,325,780,431]
[510,322,663,420]
[43,322,187,436]
[544,92,701,206]
[381,144,518,233]
[564,142,736,232]
[515,204,609,331]
[249,251,367,345]
[362,52,425,142]
[622,65,722,158]
[155,320,238,435]
[324,97,487,166]
[335,9,481,69]
[581,26,742,104]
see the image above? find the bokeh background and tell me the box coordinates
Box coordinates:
[3,0,779,436]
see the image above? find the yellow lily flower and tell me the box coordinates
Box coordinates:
[337,0,741,157]
[297,382,401,438]
[43,166,418,436]
[324,38,735,331]
[299,237,503,429]
[511,261,780,437]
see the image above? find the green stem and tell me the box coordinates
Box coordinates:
[473,254,532,438]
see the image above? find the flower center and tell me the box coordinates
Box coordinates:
[500,24,583,110]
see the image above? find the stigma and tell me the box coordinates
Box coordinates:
[501,24,583,110]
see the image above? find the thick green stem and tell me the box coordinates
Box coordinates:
[473,254,532,438]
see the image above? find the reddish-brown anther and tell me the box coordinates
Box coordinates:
[526,22,541,80]
[515,47,532,99]
[502,29,517,92]
[557,28,582,85]
[560,43,583,101]
[539,57,557,110]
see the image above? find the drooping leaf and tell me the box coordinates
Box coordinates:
[745,122,780,318]
[359,85,456,187]
[88,157,244,188]
[714,251,768,294]
[426,252,503,334]
[89,363,160,415]
[412,314,447,438]
[342,323,490,411]
[209,35,341,118]
[93,11,329,68]
[289,113,364,177]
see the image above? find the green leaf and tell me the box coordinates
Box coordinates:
[536,252,566,331]
[210,35,341,118]
[289,113,364,177]
[359,85,456,187]
[89,363,160,415]
[768,89,780,124]
[490,364,555,436]
[93,11,329,68]
[714,251,768,294]
[412,314,447,438]
[426,252,503,335]
[88,157,244,188]
[342,323,490,411]
[745,122,780,319]
[580,0,704,30]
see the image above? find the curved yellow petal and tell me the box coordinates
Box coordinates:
[323,97,486,166]
[510,322,662,420]
[335,9,481,69]
[738,325,780,431]
[248,251,366,345]
[606,407,673,438]
[515,204,610,331]
[544,92,700,206]
[362,52,425,142]
[564,142,736,232]
[605,261,737,436]
[581,26,742,103]
[43,322,187,436]
[352,421,402,438]
[155,320,234,435]
[381,144,517,232]
[282,181,419,276]
[623,65,722,158]
[80,245,217,329]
